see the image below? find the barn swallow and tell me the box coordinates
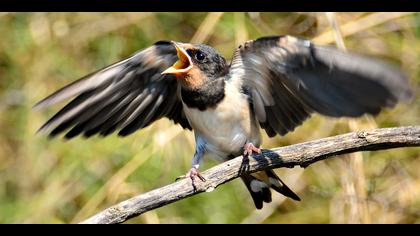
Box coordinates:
[34,35,412,209]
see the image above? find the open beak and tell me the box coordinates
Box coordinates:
[161,42,193,75]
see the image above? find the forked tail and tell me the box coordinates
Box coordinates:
[241,169,300,209]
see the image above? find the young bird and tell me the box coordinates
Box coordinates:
[34,35,412,209]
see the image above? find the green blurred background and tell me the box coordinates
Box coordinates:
[0,12,419,224]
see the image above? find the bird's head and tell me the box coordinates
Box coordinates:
[162,42,228,89]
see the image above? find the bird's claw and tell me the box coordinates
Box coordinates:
[243,143,262,157]
[175,167,206,182]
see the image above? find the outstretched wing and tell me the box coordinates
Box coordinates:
[229,35,412,137]
[35,41,191,139]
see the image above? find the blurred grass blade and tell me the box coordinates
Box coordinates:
[234,12,248,47]
[190,12,224,44]
[314,12,414,44]
[325,12,374,224]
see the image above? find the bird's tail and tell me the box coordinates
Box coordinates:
[241,170,300,209]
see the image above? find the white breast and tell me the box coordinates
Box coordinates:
[183,81,261,159]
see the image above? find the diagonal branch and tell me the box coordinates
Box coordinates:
[80,126,420,224]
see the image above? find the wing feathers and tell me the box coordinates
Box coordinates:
[233,35,412,137]
[35,42,191,139]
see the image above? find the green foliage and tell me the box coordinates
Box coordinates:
[0,13,419,223]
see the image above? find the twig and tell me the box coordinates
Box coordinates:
[71,127,184,223]
[80,126,420,224]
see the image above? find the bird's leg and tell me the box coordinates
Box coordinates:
[176,143,206,182]
[175,163,206,182]
[179,165,206,182]
[240,143,261,174]
[243,142,262,157]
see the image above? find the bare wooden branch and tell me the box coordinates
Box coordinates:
[80,126,420,224]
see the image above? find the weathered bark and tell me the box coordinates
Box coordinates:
[80,126,420,224]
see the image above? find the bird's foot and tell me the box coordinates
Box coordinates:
[175,167,206,182]
[243,143,262,157]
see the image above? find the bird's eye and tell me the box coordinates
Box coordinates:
[195,51,206,61]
